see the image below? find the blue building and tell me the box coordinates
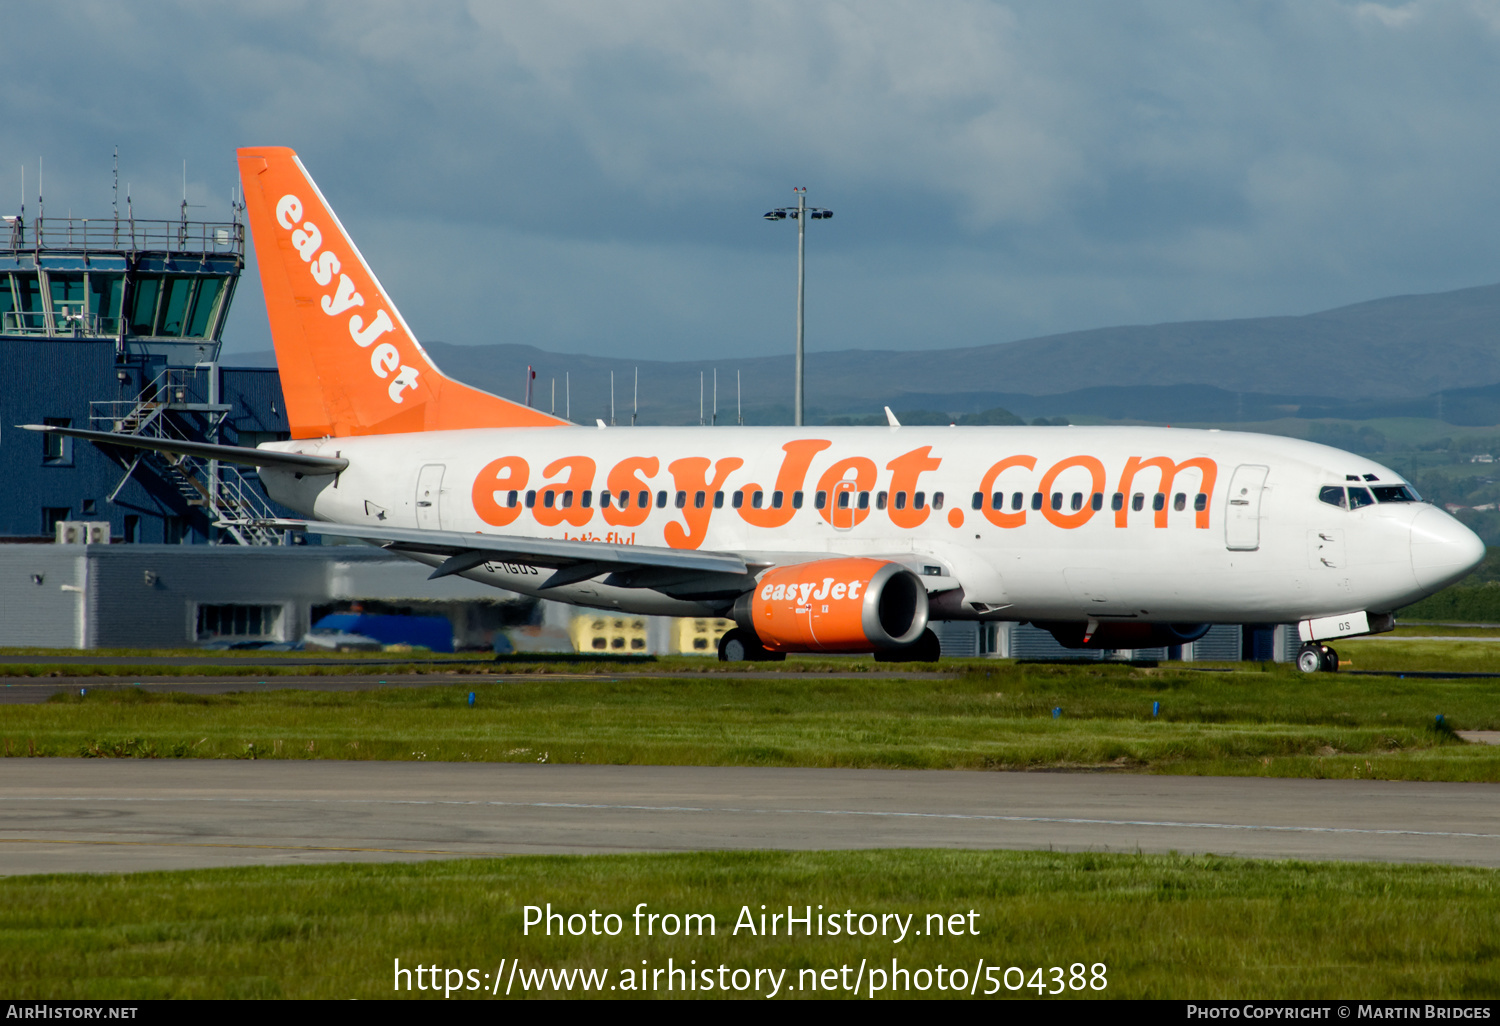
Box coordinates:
[0,210,292,544]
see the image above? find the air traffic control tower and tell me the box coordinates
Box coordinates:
[0,206,292,545]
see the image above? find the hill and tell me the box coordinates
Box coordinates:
[230,281,1500,425]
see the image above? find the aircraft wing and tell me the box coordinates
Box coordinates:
[276,520,754,592]
[19,425,348,474]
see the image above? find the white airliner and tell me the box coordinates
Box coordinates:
[29,147,1486,672]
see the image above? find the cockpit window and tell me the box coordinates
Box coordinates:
[1372,485,1420,503]
[1321,483,1423,509]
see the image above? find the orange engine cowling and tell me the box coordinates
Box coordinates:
[733,558,929,653]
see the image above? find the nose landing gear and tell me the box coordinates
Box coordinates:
[1296,642,1340,673]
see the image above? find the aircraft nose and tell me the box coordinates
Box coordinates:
[1410,506,1485,593]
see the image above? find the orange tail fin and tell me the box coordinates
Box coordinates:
[237,146,567,438]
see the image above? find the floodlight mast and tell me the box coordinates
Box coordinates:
[763,188,831,427]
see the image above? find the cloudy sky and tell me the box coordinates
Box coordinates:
[5,1,1500,362]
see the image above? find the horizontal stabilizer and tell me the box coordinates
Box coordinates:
[19,425,349,474]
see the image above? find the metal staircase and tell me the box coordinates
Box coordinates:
[91,366,287,545]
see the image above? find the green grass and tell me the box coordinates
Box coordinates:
[1336,636,1500,673]
[6,662,1499,780]
[2,850,1496,999]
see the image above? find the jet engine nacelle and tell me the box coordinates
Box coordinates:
[733,558,929,652]
[1037,621,1212,650]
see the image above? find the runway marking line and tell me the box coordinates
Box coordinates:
[3,795,1497,841]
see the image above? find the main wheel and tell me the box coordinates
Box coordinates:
[1320,645,1340,673]
[874,627,942,663]
[1296,643,1325,673]
[717,627,784,662]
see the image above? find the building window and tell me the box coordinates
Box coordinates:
[43,508,71,535]
[164,516,189,544]
[41,417,72,464]
[196,603,284,641]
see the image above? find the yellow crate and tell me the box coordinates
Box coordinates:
[672,617,735,655]
[569,615,648,654]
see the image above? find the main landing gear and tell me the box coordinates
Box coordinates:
[717,627,786,662]
[1296,642,1340,673]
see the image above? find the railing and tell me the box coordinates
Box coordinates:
[3,217,243,257]
[93,366,287,546]
[2,309,118,337]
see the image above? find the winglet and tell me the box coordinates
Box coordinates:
[885,406,901,428]
[236,146,568,438]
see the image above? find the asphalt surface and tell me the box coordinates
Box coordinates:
[0,669,949,704]
[3,761,1497,876]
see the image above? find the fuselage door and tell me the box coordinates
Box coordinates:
[1225,464,1269,551]
[416,463,445,530]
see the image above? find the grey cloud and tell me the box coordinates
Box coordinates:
[2,1,1500,365]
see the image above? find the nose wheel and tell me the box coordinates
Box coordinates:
[1296,642,1340,673]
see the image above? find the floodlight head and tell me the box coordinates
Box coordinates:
[763,211,778,220]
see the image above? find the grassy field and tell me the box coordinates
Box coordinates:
[6,661,1498,780]
[3,850,1496,999]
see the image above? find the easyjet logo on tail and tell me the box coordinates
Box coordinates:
[274,193,419,405]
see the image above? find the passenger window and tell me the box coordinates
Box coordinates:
[1152,493,1165,512]
[895,492,908,510]
[506,490,519,508]
[694,491,706,509]
[793,491,805,509]
[543,490,555,508]
[526,490,536,508]
[561,490,574,508]
[1051,492,1063,511]
[1132,493,1144,511]
[1348,487,1375,510]
[913,492,926,510]
[581,490,592,508]
[674,491,687,509]
[1111,492,1123,511]
[637,490,650,509]
[600,491,611,509]
[1012,492,1024,511]
[1031,493,1043,511]
[1194,493,1207,511]
[857,492,869,510]
[1173,493,1185,512]
[1091,493,1103,511]
[772,491,784,509]
[973,492,985,511]
[932,492,944,510]
[1070,492,1083,511]
[656,491,669,509]
[837,491,850,509]
[815,491,827,510]
[732,490,743,509]
[714,491,724,508]
[752,491,764,509]
[877,491,888,510]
